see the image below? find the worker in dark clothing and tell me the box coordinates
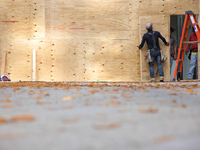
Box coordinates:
[138,23,169,82]
[170,27,177,75]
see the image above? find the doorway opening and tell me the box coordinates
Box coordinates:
[170,15,198,81]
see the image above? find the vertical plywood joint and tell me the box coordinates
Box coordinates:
[50,42,54,81]
[33,2,37,38]
[32,0,45,38]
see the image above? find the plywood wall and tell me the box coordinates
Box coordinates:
[0,0,199,82]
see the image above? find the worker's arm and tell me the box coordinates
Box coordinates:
[173,44,177,60]
[138,35,145,49]
[173,38,177,60]
[158,32,169,46]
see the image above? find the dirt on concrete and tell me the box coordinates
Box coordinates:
[0,81,200,150]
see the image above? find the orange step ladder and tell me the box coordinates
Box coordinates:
[173,11,200,81]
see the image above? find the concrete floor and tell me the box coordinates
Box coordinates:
[0,81,200,150]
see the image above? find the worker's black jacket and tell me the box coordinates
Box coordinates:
[139,30,167,50]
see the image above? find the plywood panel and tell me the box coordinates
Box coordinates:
[45,0,85,39]
[0,38,13,77]
[35,39,52,81]
[137,0,198,16]
[84,0,130,30]
[52,39,86,81]
[6,39,32,81]
[139,15,170,82]
[84,40,140,81]
[46,0,130,39]
[0,0,33,39]
[3,38,52,82]
[163,0,198,15]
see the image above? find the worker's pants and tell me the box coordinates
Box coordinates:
[170,56,173,75]
[187,53,198,79]
[149,49,164,78]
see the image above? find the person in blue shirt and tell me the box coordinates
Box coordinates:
[138,23,169,82]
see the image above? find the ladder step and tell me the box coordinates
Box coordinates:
[183,41,199,44]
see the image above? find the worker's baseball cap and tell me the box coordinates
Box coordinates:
[146,23,153,30]
[170,27,175,32]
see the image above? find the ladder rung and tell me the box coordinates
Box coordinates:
[183,41,199,44]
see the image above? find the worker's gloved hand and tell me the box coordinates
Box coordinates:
[138,45,142,49]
